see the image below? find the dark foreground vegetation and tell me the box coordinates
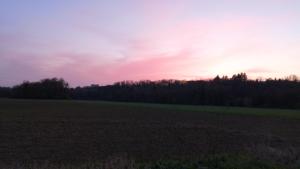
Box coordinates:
[1,155,295,169]
[1,73,299,109]
[1,99,300,169]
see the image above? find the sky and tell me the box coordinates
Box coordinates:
[0,0,300,86]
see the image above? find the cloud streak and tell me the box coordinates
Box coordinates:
[0,0,300,86]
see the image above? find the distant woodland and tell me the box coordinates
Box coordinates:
[0,73,299,109]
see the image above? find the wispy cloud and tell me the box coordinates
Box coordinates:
[0,0,299,86]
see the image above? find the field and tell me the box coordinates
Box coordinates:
[1,99,300,169]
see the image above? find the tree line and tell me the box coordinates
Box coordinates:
[0,78,69,99]
[0,73,299,109]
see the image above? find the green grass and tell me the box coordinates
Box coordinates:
[0,154,291,169]
[98,101,300,118]
[1,98,300,118]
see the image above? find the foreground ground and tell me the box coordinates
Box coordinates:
[0,99,300,168]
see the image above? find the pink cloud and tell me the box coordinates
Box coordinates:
[110,50,196,80]
[1,8,300,86]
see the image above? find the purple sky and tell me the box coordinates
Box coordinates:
[0,0,300,86]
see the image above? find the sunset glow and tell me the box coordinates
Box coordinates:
[0,0,299,86]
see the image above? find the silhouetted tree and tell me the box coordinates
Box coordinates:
[70,73,300,109]
[11,78,70,99]
[1,73,299,109]
[0,87,11,98]
[213,75,221,81]
[231,73,247,81]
